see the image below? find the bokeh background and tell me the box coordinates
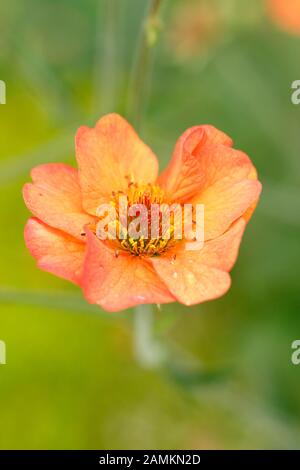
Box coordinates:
[1,0,300,450]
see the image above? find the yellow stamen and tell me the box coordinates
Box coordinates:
[96,180,183,257]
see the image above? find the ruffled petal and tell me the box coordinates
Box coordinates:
[24,218,86,284]
[23,163,94,240]
[151,219,245,306]
[81,230,175,312]
[76,113,159,214]
[158,125,233,201]
[199,178,261,239]
[158,125,261,239]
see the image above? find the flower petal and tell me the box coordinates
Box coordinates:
[76,113,159,214]
[24,218,86,284]
[199,178,261,239]
[158,125,233,201]
[23,163,94,240]
[158,124,261,239]
[82,230,174,312]
[151,219,246,306]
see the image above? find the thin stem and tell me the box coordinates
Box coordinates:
[127,0,164,130]
[129,0,165,368]
[94,0,119,114]
[134,304,166,368]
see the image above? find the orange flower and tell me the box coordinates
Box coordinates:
[267,0,300,35]
[23,114,261,312]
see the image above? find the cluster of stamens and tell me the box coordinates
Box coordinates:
[97,178,182,257]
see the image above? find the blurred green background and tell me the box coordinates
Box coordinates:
[1,0,300,449]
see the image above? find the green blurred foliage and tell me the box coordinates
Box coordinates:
[0,0,300,449]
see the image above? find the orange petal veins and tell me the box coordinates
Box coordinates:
[159,125,261,239]
[24,218,86,284]
[151,219,246,306]
[23,163,94,240]
[75,113,159,214]
[199,177,261,240]
[81,230,175,312]
[158,125,233,201]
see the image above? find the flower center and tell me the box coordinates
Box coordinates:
[102,180,181,257]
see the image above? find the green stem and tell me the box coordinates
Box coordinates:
[94,0,118,114]
[127,0,164,130]
[134,304,165,368]
[129,0,165,368]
